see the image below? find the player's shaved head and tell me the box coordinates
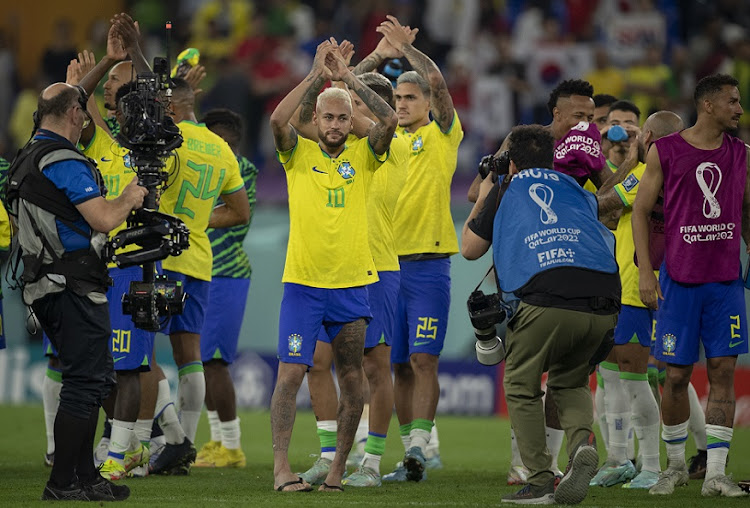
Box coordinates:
[643,110,684,139]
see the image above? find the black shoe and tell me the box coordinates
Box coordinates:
[41,481,90,501]
[82,474,130,501]
[149,438,196,475]
[688,449,707,480]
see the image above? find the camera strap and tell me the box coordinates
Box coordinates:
[472,264,497,293]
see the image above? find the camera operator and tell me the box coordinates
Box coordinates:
[10,83,147,501]
[461,124,620,505]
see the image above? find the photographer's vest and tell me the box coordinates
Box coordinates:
[493,168,617,292]
[7,138,111,304]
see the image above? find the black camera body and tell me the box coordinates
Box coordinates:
[478,150,511,179]
[467,290,507,332]
[105,57,190,331]
[122,276,187,332]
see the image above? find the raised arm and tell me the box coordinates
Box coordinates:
[352,26,417,75]
[327,50,397,155]
[378,15,454,131]
[269,41,333,152]
[632,144,664,310]
[111,13,150,75]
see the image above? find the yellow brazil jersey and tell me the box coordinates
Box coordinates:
[366,133,408,272]
[81,126,138,267]
[613,161,656,307]
[160,121,245,281]
[279,135,386,288]
[393,112,463,256]
[0,200,9,251]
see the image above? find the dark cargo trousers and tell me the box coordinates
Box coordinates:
[503,303,617,487]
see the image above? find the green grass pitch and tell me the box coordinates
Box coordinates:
[2,405,750,506]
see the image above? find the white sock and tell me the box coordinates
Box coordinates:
[595,381,609,452]
[362,451,382,472]
[662,420,689,469]
[622,378,660,473]
[155,379,187,444]
[109,420,135,464]
[510,427,524,467]
[688,383,707,450]
[42,372,61,455]
[426,422,440,458]
[705,424,732,480]
[134,419,152,448]
[317,420,337,461]
[207,410,221,443]
[354,404,369,446]
[220,418,241,450]
[601,365,629,463]
[177,370,205,443]
[545,427,564,471]
[409,428,431,452]
[400,434,410,452]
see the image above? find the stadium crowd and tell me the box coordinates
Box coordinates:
[0,0,749,504]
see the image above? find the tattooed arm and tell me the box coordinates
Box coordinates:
[270,41,333,152]
[328,51,397,155]
[289,73,327,142]
[377,15,454,132]
[352,26,416,75]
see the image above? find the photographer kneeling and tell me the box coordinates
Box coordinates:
[461,125,620,505]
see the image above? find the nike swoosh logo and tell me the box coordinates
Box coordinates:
[414,340,432,347]
[113,356,126,363]
[101,157,112,162]
[730,340,745,348]
[312,166,326,174]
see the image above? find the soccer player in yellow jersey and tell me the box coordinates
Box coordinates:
[157,78,249,459]
[291,71,409,487]
[594,107,685,489]
[359,16,463,482]
[268,40,396,493]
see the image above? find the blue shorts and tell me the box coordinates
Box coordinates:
[278,283,371,367]
[107,266,155,371]
[163,270,209,335]
[42,333,59,357]
[365,270,400,349]
[614,305,656,347]
[201,277,250,364]
[655,266,748,364]
[392,258,451,364]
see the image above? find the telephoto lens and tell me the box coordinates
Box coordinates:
[474,328,506,366]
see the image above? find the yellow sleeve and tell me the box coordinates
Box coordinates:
[221,152,245,194]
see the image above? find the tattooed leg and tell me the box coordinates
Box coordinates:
[322,319,366,487]
[271,362,310,490]
[706,356,737,427]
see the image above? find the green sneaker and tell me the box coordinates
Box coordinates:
[298,457,332,485]
[623,470,659,489]
[342,465,382,487]
[592,460,637,487]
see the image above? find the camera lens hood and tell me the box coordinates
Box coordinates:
[475,336,506,366]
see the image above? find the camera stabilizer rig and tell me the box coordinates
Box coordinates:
[101,57,190,331]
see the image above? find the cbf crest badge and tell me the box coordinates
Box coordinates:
[662,333,676,356]
[337,161,355,179]
[411,135,424,153]
[288,334,303,357]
